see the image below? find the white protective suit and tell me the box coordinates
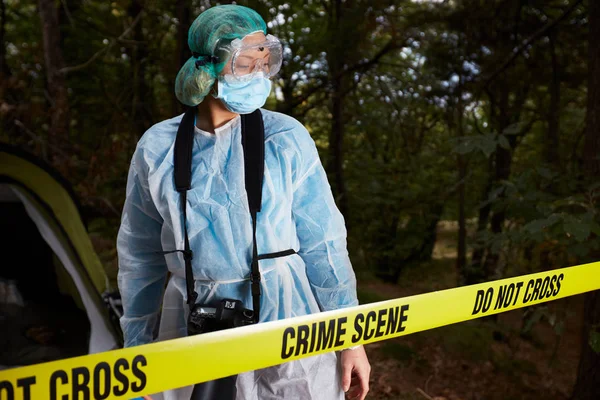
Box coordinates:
[117,109,358,399]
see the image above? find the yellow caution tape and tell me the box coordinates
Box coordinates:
[1,262,599,399]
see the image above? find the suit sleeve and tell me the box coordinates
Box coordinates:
[291,126,358,312]
[117,144,168,347]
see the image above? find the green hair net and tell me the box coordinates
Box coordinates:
[175,5,267,107]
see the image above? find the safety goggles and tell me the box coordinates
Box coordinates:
[220,34,283,83]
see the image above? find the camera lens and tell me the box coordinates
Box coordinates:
[243,310,254,319]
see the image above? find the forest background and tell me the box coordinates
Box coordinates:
[1,0,599,399]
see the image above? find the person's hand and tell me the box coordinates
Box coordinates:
[340,345,371,400]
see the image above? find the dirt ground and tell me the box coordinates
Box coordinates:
[358,224,584,400]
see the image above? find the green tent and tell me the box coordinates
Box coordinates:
[0,144,122,369]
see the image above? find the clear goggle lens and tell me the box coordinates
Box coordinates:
[226,34,283,82]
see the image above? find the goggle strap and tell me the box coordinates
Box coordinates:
[193,53,220,69]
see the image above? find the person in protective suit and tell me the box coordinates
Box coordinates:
[117,4,370,400]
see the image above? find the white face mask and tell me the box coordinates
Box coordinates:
[214,73,272,114]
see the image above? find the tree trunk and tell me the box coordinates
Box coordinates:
[483,144,511,278]
[483,84,513,279]
[546,32,561,167]
[0,0,8,77]
[38,0,70,157]
[468,159,493,284]
[571,0,600,397]
[482,76,530,281]
[583,1,600,175]
[0,0,12,141]
[571,292,600,400]
[173,0,191,115]
[328,73,349,219]
[417,204,444,263]
[457,154,467,278]
[128,0,152,137]
[374,215,400,283]
[325,0,349,220]
[176,0,190,69]
[0,0,10,104]
[454,84,467,283]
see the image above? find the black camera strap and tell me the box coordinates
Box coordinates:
[171,107,197,307]
[162,107,295,324]
[241,110,265,324]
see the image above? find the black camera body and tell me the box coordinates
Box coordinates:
[187,298,255,336]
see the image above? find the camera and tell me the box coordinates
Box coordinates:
[187,298,255,336]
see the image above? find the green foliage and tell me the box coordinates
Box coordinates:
[452,133,509,158]
[1,0,592,293]
[478,167,600,268]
